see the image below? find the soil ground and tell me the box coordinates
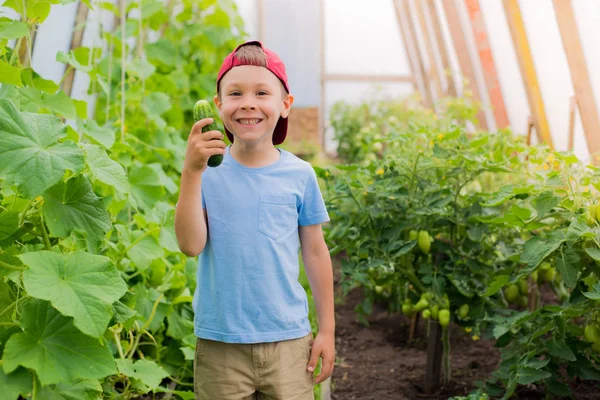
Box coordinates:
[329,257,600,400]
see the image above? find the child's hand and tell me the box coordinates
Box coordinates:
[183,118,227,173]
[307,332,335,384]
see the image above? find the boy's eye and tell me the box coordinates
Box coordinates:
[229,91,241,96]
[257,91,268,96]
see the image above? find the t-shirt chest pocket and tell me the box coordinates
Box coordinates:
[258,194,298,240]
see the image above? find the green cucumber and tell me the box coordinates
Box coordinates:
[193,99,223,167]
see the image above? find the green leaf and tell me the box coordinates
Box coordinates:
[127,231,163,270]
[583,283,600,300]
[42,175,112,250]
[520,231,565,271]
[0,60,23,87]
[20,68,59,93]
[0,20,29,40]
[555,248,579,290]
[516,367,552,385]
[129,164,165,210]
[546,339,576,361]
[0,99,84,199]
[167,310,194,340]
[584,247,600,261]
[533,191,560,219]
[0,84,19,103]
[484,275,509,297]
[566,218,594,241]
[20,250,127,338]
[0,210,20,240]
[19,87,78,119]
[83,144,129,193]
[545,378,571,397]
[79,119,115,149]
[116,359,169,391]
[0,367,32,400]
[145,39,177,67]
[38,379,103,400]
[2,299,117,386]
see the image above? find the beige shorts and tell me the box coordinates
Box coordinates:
[194,332,315,400]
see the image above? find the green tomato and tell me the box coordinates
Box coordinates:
[418,231,431,254]
[409,230,418,241]
[545,267,556,282]
[375,285,384,294]
[584,324,600,343]
[504,285,520,303]
[438,309,450,327]
[517,279,528,295]
[518,296,529,308]
[530,270,538,283]
[422,309,431,319]
[430,305,439,320]
[402,303,413,317]
[414,299,430,312]
[458,304,469,319]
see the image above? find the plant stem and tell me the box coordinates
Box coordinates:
[40,214,52,250]
[0,260,25,271]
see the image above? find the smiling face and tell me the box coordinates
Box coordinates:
[214,65,293,147]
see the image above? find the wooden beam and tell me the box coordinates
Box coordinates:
[465,0,509,129]
[502,0,553,148]
[425,0,456,96]
[257,0,265,42]
[319,0,326,152]
[324,73,414,83]
[397,0,433,107]
[441,0,488,130]
[414,1,443,98]
[553,0,600,157]
[393,0,420,94]
[62,1,90,96]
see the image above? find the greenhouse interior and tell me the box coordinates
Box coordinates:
[1,0,600,399]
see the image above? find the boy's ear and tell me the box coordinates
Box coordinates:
[281,93,294,119]
[213,94,222,111]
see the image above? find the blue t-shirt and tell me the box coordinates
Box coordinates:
[192,146,330,343]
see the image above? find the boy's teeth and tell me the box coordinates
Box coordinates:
[239,119,260,125]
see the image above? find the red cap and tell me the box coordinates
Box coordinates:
[217,41,290,145]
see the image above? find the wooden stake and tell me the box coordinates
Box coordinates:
[502,0,553,148]
[414,0,443,99]
[425,0,456,96]
[424,320,443,394]
[554,0,600,160]
[62,1,90,96]
[393,0,421,94]
[396,0,434,107]
[441,0,488,130]
[465,0,509,129]
[526,116,534,146]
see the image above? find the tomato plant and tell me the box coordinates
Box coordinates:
[320,95,600,397]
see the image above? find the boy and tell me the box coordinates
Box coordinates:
[174,40,335,399]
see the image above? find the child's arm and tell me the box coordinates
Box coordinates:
[174,169,208,257]
[300,223,335,384]
[174,117,226,257]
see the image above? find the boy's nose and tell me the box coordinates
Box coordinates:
[241,105,256,111]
